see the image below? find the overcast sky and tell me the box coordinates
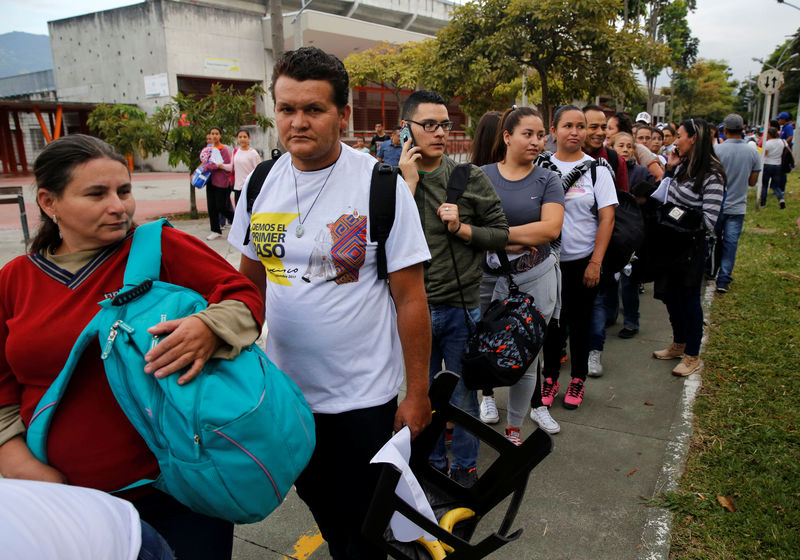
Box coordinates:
[3,0,799,83]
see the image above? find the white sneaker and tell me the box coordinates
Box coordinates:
[479,396,499,424]
[530,406,560,434]
[206,232,222,240]
[587,350,603,377]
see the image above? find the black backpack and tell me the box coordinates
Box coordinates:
[781,141,795,174]
[241,154,400,279]
[442,163,548,391]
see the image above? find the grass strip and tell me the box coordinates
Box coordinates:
[662,174,800,559]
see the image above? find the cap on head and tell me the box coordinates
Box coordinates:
[776,111,791,121]
[723,113,744,131]
[635,112,652,124]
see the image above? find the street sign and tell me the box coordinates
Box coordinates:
[758,69,785,94]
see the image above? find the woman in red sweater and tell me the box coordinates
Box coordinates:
[0,135,263,559]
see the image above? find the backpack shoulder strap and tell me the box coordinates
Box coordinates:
[123,219,168,287]
[446,163,472,204]
[26,317,101,462]
[605,147,619,179]
[369,162,400,280]
[243,158,279,245]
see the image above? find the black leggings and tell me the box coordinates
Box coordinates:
[543,256,601,381]
[206,186,234,234]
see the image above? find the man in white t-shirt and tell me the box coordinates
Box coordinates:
[229,47,432,559]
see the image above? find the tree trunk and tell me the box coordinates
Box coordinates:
[668,73,675,123]
[270,0,284,59]
[190,180,198,219]
[538,69,551,130]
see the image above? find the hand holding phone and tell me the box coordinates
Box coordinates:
[399,123,414,148]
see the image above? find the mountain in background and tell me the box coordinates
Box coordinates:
[0,32,53,78]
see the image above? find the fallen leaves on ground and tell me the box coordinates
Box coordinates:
[716,495,736,512]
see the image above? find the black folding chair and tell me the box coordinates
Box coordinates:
[363,371,553,559]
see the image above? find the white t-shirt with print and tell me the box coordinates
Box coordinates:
[551,153,618,262]
[229,143,430,414]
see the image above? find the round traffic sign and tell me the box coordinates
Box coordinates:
[758,69,785,94]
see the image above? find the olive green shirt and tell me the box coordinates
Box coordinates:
[414,156,508,307]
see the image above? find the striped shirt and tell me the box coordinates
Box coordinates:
[663,168,725,232]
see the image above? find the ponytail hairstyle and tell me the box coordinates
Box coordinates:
[490,105,542,163]
[31,135,128,254]
[470,110,502,166]
[675,118,727,194]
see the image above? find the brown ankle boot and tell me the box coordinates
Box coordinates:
[653,342,686,360]
[672,355,703,376]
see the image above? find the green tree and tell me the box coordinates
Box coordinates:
[344,41,433,121]
[91,84,272,218]
[430,0,663,127]
[633,0,697,114]
[149,83,273,218]
[672,59,738,122]
[87,104,163,164]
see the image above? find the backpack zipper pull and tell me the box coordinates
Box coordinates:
[101,320,122,360]
[150,314,167,351]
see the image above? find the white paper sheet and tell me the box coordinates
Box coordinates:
[370,427,438,542]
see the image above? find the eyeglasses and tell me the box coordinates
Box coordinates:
[406,119,455,132]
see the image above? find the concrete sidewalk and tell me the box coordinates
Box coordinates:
[0,173,697,560]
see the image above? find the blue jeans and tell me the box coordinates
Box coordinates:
[138,521,175,560]
[714,214,745,289]
[761,164,786,204]
[589,278,618,351]
[428,305,481,471]
[620,274,640,330]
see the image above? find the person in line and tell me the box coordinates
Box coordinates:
[230,47,432,559]
[610,113,663,181]
[650,118,725,376]
[399,90,508,486]
[377,126,403,165]
[582,106,628,377]
[470,111,503,167]
[539,106,617,410]
[477,106,564,439]
[661,125,676,157]
[711,113,761,293]
[231,128,261,207]
[203,126,234,241]
[0,134,264,559]
[761,127,788,209]
[370,121,391,154]
[777,111,794,147]
[608,132,655,340]
[354,136,370,153]
[582,105,629,192]
[650,127,667,166]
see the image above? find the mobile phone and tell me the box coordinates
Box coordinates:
[399,123,414,148]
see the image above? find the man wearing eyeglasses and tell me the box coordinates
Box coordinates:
[399,90,508,488]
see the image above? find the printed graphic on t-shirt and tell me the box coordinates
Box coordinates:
[251,213,297,286]
[252,210,367,286]
[565,183,588,200]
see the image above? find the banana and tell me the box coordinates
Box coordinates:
[438,507,476,553]
[416,537,448,560]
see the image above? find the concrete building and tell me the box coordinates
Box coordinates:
[47,0,458,170]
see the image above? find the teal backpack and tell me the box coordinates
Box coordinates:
[26,219,315,524]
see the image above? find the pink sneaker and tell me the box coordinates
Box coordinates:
[562,378,585,410]
[504,427,522,446]
[540,378,559,407]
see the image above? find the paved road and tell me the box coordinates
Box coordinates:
[0,173,697,559]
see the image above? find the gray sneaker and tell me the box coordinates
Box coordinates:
[587,350,603,377]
